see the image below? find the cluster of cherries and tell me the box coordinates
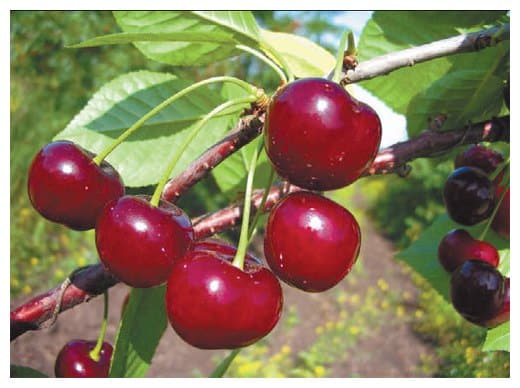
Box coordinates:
[439,144,510,328]
[27,77,382,377]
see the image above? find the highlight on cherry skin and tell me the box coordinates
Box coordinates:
[264,78,382,191]
[27,140,125,231]
[264,191,361,292]
[437,229,500,273]
[165,239,283,350]
[54,339,113,378]
[95,195,194,288]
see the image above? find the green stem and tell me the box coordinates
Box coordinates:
[231,138,264,270]
[209,349,241,377]
[490,157,510,182]
[333,30,350,84]
[236,44,288,84]
[149,96,257,207]
[248,164,275,243]
[479,168,510,241]
[260,41,295,82]
[89,291,108,362]
[92,76,257,165]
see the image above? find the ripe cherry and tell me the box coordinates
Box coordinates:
[95,195,194,288]
[54,339,113,378]
[264,191,361,292]
[443,166,496,226]
[437,229,499,273]
[454,144,504,176]
[27,140,124,230]
[491,186,510,239]
[165,240,283,349]
[264,78,382,191]
[483,277,510,328]
[450,260,505,326]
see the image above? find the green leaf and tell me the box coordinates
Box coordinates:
[10,365,48,378]
[260,29,335,78]
[397,213,509,301]
[358,11,509,136]
[109,286,168,377]
[113,11,260,66]
[482,321,510,352]
[54,71,241,187]
[69,31,239,48]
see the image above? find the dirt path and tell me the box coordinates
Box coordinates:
[10,219,436,377]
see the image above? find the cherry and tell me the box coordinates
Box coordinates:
[443,166,496,226]
[165,240,283,349]
[264,78,382,191]
[483,277,510,328]
[27,140,124,230]
[192,238,261,265]
[264,191,361,292]
[454,144,504,176]
[54,339,112,378]
[491,186,510,239]
[450,260,505,326]
[437,229,499,273]
[95,195,194,288]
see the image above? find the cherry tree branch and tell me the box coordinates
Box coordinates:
[333,23,509,83]
[10,115,508,341]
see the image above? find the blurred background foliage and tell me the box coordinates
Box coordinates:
[10,11,508,377]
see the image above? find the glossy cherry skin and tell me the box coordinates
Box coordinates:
[443,166,496,226]
[165,242,283,349]
[54,340,113,378]
[450,260,505,326]
[264,78,382,191]
[483,277,510,328]
[192,238,262,265]
[491,186,510,239]
[96,195,194,288]
[454,144,504,176]
[28,140,124,230]
[264,191,361,292]
[437,229,499,273]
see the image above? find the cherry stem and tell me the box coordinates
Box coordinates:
[89,291,108,362]
[248,164,275,242]
[260,41,294,82]
[490,157,510,182]
[92,76,257,165]
[333,30,350,84]
[150,95,258,207]
[236,44,288,84]
[231,138,264,270]
[479,166,510,241]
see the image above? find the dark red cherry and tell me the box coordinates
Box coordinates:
[450,260,505,326]
[264,191,361,292]
[443,166,496,226]
[264,78,382,191]
[54,339,112,378]
[95,195,194,288]
[165,242,283,349]
[192,238,261,265]
[454,144,504,176]
[491,186,510,239]
[437,229,499,273]
[27,140,124,230]
[483,277,510,328]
